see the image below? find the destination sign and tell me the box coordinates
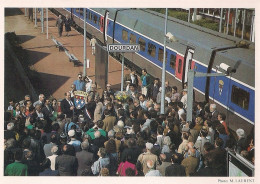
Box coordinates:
[107,44,140,52]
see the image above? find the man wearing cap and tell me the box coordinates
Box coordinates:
[73,73,85,91]
[68,130,81,152]
[124,68,139,90]
[136,142,159,175]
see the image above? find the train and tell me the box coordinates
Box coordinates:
[53,8,255,135]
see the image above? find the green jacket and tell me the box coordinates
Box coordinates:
[140,74,152,88]
[86,128,107,140]
[5,161,28,176]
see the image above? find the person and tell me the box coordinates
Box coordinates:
[157,154,171,176]
[68,129,81,152]
[28,8,33,22]
[102,109,117,132]
[151,78,160,102]
[5,150,28,176]
[217,113,230,136]
[56,15,64,37]
[76,141,94,176]
[91,148,110,175]
[39,158,59,176]
[171,86,180,102]
[47,145,59,171]
[181,89,188,110]
[181,148,199,176]
[69,84,76,98]
[145,160,162,176]
[60,92,74,118]
[235,128,247,154]
[136,142,159,175]
[90,36,97,55]
[55,144,78,176]
[165,153,186,176]
[64,14,71,36]
[73,73,85,91]
[7,99,14,111]
[209,104,219,121]
[124,68,139,90]
[140,69,152,98]
[84,76,93,93]
[33,94,45,108]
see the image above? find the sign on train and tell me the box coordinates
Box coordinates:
[107,44,140,52]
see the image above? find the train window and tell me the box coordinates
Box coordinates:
[178,59,182,73]
[85,10,88,18]
[148,43,156,58]
[79,8,83,16]
[122,30,128,42]
[130,33,136,44]
[158,48,168,62]
[88,12,92,21]
[231,85,250,110]
[93,14,98,24]
[101,19,104,27]
[76,8,80,13]
[170,54,176,69]
[138,38,146,52]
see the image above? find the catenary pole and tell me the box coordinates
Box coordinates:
[160,8,168,115]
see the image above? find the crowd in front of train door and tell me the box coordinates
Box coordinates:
[4,68,254,176]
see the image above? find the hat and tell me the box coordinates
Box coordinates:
[236,128,245,138]
[68,129,75,137]
[146,142,153,150]
[183,89,188,92]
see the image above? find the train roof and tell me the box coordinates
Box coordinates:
[92,8,255,88]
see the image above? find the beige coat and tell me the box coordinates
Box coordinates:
[93,102,103,123]
[137,151,159,175]
[102,115,117,132]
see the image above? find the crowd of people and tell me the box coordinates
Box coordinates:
[4,68,255,176]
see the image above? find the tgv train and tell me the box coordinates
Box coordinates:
[54,8,254,134]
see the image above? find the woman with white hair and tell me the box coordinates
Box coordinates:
[236,128,247,154]
[161,136,171,154]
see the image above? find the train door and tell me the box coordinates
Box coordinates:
[175,54,184,81]
[183,48,195,83]
[100,16,104,32]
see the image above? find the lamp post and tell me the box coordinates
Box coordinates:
[160,8,168,115]
[83,8,87,76]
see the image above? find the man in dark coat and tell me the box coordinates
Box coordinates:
[64,14,71,36]
[55,145,78,176]
[76,141,94,176]
[56,15,63,37]
[61,92,75,118]
[165,153,186,176]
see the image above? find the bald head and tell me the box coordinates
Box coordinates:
[147,160,154,169]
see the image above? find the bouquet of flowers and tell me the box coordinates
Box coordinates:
[115,91,130,103]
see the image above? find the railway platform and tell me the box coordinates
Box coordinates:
[5,8,129,100]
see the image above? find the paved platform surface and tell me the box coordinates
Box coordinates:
[5,8,129,100]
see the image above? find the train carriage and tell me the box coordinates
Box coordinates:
[56,8,254,134]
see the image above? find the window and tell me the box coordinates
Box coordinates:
[122,30,128,42]
[231,85,250,110]
[158,48,168,62]
[93,15,98,24]
[130,33,136,44]
[85,10,88,18]
[76,8,80,13]
[79,8,83,16]
[178,59,182,73]
[88,12,92,21]
[170,54,176,69]
[148,43,156,58]
[138,38,146,52]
